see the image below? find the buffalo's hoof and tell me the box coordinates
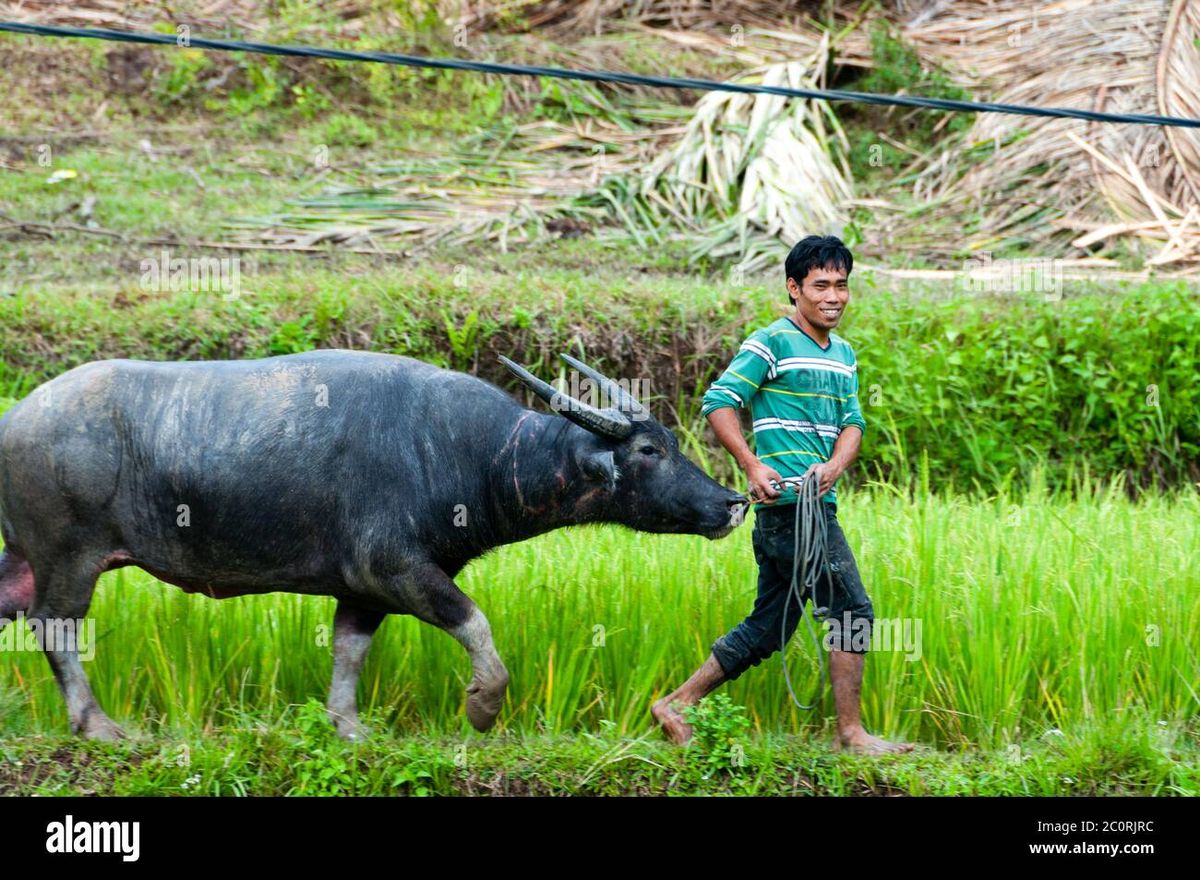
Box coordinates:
[465,672,509,732]
[336,720,372,742]
[327,709,371,742]
[80,715,126,742]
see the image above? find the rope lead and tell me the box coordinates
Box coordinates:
[768,475,835,711]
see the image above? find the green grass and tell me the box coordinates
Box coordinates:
[1,486,1196,794]
[2,714,1194,796]
[2,487,1196,768]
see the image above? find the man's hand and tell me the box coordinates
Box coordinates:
[803,460,843,498]
[804,425,863,497]
[746,460,785,504]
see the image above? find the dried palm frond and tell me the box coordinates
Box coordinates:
[1157,0,1200,207]
[230,25,854,263]
[227,111,680,251]
[0,0,388,38]
[442,0,825,37]
[584,41,855,271]
[900,0,1200,267]
[0,0,271,33]
[441,0,874,72]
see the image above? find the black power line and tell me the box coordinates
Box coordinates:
[2,20,1199,129]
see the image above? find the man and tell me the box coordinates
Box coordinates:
[651,235,914,755]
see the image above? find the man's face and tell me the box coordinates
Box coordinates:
[787,264,850,331]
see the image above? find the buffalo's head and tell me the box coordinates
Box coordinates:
[499,353,749,539]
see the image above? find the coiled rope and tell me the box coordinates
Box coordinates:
[767,475,834,711]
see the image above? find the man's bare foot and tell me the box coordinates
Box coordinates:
[651,655,727,746]
[651,697,694,745]
[836,727,916,755]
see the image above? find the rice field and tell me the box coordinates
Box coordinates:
[2,483,1196,754]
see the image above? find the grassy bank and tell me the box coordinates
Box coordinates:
[2,268,1198,493]
[2,711,1194,796]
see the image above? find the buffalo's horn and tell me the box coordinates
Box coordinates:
[498,356,633,440]
[558,353,651,421]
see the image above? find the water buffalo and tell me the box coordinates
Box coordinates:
[0,350,748,740]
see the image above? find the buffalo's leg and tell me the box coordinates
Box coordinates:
[27,559,123,741]
[453,604,509,732]
[401,563,509,732]
[326,602,385,741]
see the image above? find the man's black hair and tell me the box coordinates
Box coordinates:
[784,235,853,304]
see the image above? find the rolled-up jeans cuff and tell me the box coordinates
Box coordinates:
[711,634,751,681]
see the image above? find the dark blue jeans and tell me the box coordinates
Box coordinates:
[711,502,874,681]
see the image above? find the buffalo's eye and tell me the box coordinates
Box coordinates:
[639,445,660,457]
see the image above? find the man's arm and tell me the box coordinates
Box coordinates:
[700,329,782,502]
[707,406,785,504]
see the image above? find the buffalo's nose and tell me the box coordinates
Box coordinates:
[727,494,749,527]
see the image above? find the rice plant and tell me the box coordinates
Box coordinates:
[2,485,1195,751]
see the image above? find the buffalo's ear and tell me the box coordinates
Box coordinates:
[578,449,616,489]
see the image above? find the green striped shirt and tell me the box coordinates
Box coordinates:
[701,316,866,509]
